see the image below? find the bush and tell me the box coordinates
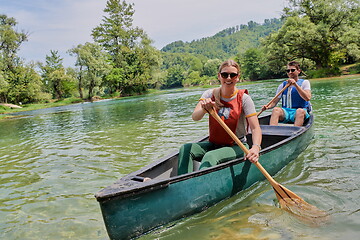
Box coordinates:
[307,67,341,78]
[0,105,9,113]
[348,64,360,74]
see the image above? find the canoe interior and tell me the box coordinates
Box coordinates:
[95,113,312,202]
[95,113,314,239]
[137,129,302,180]
[138,115,307,179]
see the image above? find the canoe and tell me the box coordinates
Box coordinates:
[95,113,314,240]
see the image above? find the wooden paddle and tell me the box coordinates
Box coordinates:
[257,82,291,117]
[208,108,329,223]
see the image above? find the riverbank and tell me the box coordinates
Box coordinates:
[0,98,85,120]
[1,74,359,120]
[311,73,360,81]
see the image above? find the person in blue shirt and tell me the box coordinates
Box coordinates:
[261,61,312,126]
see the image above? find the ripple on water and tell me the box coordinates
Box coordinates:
[1,78,360,239]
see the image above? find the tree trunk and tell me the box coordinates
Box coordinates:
[78,66,84,99]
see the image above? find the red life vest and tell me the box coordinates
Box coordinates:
[209,89,248,145]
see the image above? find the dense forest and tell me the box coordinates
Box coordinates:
[162,19,283,59]
[1,0,359,105]
[160,18,285,88]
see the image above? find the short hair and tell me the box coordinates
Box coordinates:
[287,61,301,70]
[218,60,240,74]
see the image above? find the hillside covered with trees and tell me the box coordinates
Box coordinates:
[1,0,359,106]
[159,18,285,88]
[162,19,283,59]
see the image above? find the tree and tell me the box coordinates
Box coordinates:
[69,43,110,100]
[47,68,76,99]
[241,48,262,80]
[0,14,28,103]
[161,19,283,60]
[92,0,161,95]
[264,0,360,71]
[40,50,75,99]
[163,65,185,89]
[66,67,84,99]
[203,59,222,78]
[6,63,49,104]
[160,18,284,81]
[131,35,161,92]
[92,0,142,67]
[0,64,9,103]
[103,67,125,94]
[340,10,360,62]
[0,14,28,72]
[182,71,204,87]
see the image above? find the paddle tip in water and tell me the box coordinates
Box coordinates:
[279,197,331,226]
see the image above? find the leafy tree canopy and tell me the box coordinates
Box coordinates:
[264,0,360,70]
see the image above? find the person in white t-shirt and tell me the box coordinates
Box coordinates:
[177,60,262,174]
[261,61,312,127]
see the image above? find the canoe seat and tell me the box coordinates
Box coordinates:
[260,125,304,137]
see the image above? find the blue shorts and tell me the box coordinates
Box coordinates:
[281,108,310,123]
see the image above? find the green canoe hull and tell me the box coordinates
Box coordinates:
[96,114,314,239]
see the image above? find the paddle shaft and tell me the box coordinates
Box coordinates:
[208,108,278,186]
[208,109,327,218]
[257,82,291,117]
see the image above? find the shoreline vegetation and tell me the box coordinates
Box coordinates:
[1,73,359,120]
[2,1,359,119]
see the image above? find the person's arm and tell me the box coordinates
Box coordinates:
[192,97,216,121]
[261,84,283,111]
[245,115,262,163]
[192,90,215,121]
[242,94,262,163]
[192,101,207,121]
[262,96,281,110]
[297,88,311,101]
[288,79,312,101]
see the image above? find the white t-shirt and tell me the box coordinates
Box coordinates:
[201,89,256,141]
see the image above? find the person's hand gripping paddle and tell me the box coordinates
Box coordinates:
[257,83,291,117]
[208,108,329,225]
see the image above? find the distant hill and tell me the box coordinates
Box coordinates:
[161,18,284,59]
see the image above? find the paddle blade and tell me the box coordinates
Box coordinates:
[273,183,330,226]
[279,198,330,226]
[272,183,303,202]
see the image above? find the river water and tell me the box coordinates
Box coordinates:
[0,76,359,239]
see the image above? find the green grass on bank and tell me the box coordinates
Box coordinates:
[340,63,360,75]
[0,97,85,119]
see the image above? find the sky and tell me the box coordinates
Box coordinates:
[1,0,287,67]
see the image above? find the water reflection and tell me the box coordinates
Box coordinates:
[1,78,360,239]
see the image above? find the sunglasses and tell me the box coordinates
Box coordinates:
[286,69,296,73]
[220,72,238,79]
